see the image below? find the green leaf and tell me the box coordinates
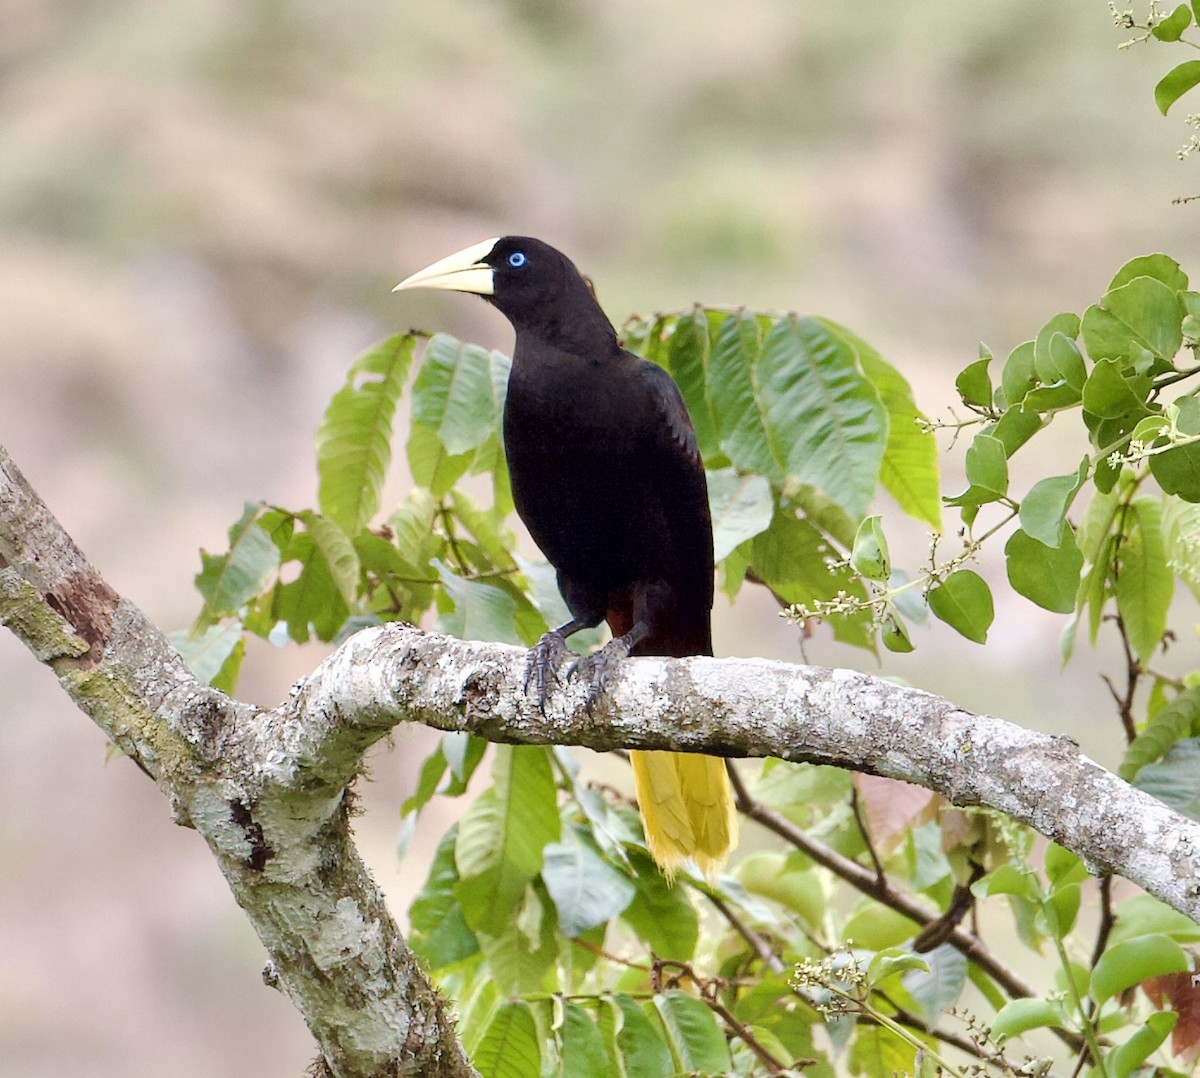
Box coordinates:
[903,943,967,1019]
[848,1024,916,1077]
[443,731,487,787]
[1017,379,1084,410]
[1019,459,1089,547]
[751,510,875,650]
[1150,439,1200,501]
[610,995,674,1078]
[558,1002,612,1078]
[455,746,561,938]
[477,886,558,995]
[408,827,480,969]
[1034,313,1081,385]
[736,853,826,927]
[706,468,774,561]
[273,530,348,642]
[1109,893,1200,946]
[195,503,279,620]
[437,563,523,645]
[867,949,930,985]
[389,487,440,563]
[402,743,450,819]
[170,624,245,686]
[316,334,414,536]
[653,991,731,1073]
[955,355,993,409]
[1136,738,1200,820]
[1109,254,1189,293]
[1121,686,1200,780]
[1165,497,1200,598]
[1000,341,1037,408]
[1155,59,1200,115]
[759,316,888,519]
[1048,333,1087,392]
[853,334,941,529]
[298,511,361,606]
[964,433,1008,497]
[665,308,721,459]
[1153,3,1193,40]
[850,515,890,581]
[1081,358,1151,419]
[406,421,474,497]
[1086,277,1184,364]
[880,611,914,653]
[541,828,636,937]
[1005,525,1083,613]
[473,1000,542,1078]
[1110,1012,1178,1078]
[1044,843,1088,889]
[412,334,510,455]
[990,998,1067,1040]
[928,569,994,643]
[448,490,515,571]
[1090,933,1188,1005]
[1116,498,1174,663]
[842,903,921,950]
[973,863,1041,903]
[1043,882,1081,939]
[620,851,699,959]
[708,311,777,478]
[1023,381,1081,412]
[991,406,1043,458]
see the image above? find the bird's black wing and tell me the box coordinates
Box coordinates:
[632,358,715,652]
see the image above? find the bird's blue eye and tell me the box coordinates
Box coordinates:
[507,251,527,268]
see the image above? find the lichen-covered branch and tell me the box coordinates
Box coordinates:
[300,623,1200,922]
[0,445,478,1078]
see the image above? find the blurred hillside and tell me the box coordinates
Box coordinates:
[2,2,1198,1075]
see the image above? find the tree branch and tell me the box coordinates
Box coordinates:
[5,438,1200,1075]
[0,445,477,1078]
[304,622,1200,923]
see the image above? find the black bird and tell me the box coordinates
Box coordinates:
[394,236,736,878]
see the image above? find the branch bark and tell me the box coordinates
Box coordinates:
[5,439,1200,1075]
[302,624,1200,921]
[0,445,477,1078]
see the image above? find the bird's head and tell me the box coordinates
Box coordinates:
[394,236,616,349]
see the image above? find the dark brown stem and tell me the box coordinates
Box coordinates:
[705,995,792,1074]
[707,892,785,974]
[850,785,887,884]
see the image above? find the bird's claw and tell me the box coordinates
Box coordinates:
[524,631,573,710]
[568,636,634,714]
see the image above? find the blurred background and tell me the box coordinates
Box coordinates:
[2,1,1198,1074]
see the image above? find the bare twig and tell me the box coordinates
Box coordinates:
[707,892,785,974]
[850,785,887,884]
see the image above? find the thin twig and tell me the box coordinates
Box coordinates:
[1069,875,1119,1078]
[705,994,793,1074]
[708,892,785,974]
[875,992,1011,1070]
[850,785,887,884]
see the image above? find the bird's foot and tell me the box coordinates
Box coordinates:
[567,635,635,713]
[524,630,575,710]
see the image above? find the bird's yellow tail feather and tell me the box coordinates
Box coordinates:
[630,749,737,881]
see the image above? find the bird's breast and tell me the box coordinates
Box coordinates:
[502,350,656,582]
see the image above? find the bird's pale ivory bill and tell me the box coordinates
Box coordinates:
[393,237,500,296]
